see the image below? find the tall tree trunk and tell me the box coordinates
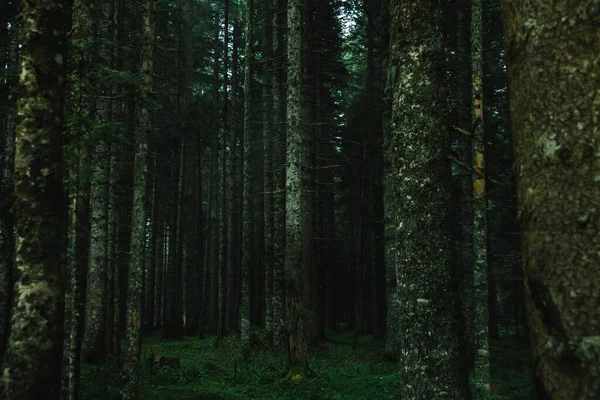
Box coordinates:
[218,0,230,338]
[82,0,112,364]
[0,0,71,397]
[454,0,475,372]
[225,15,241,335]
[241,0,254,351]
[272,0,287,352]
[470,0,490,397]
[501,2,600,398]
[121,0,154,396]
[163,140,185,339]
[263,0,275,343]
[0,6,18,363]
[284,0,310,376]
[385,1,467,398]
[144,156,159,335]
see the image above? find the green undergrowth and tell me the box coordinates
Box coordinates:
[488,336,534,399]
[81,330,532,399]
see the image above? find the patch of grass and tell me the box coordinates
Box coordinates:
[82,331,532,399]
[82,332,399,399]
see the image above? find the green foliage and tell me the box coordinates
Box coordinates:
[81,333,399,400]
[80,332,533,399]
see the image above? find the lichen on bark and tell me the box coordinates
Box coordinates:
[1,0,72,398]
[501,1,600,398]
[384,1,467,398]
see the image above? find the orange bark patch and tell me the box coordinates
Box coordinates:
[474,178,485,198]
[132,310,138,326]
[475,152,484,173]
[474,98,483,119]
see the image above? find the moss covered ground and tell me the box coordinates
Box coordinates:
[82,329,533,399]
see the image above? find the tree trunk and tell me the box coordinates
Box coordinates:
[218,0,230,339]
[263,0,275,343]
[144,155,159,335]
[163,140,184,339]
[241,0,254,351]
[501,2,600,398]
[0,5,18,363]
[470,0,490,397]
[1,0,71,397]
[385,1,467,398]
[284,0,310,376]
[82,0,112,364]
[121,0,154,397]
[272,0,287,353]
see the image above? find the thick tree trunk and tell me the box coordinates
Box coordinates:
[501,2,600,399]
[284,0,310,376]
[385,1,467,398]
[0,0,71,397]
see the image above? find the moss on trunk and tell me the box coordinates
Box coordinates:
[501,1,600,399]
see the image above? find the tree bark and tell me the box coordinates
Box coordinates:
[501,2,600,398]
[272,0,287,353]
[241,0,254,351]
[385,1,467,398]
[284,0,310,376]
[263,0,275,343]
[470,0,490,397]
[0,5,18,363]
[121,0,154,397]
[0,0,71,397]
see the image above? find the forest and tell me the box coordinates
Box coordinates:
[0,0,599,399]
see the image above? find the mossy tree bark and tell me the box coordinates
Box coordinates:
[284,0,310,375]
[385,1,467,398]
[0,0,72,397]
[121,0,155,398]
[501,2,600,399]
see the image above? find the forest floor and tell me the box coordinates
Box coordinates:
[82,329,533,399]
